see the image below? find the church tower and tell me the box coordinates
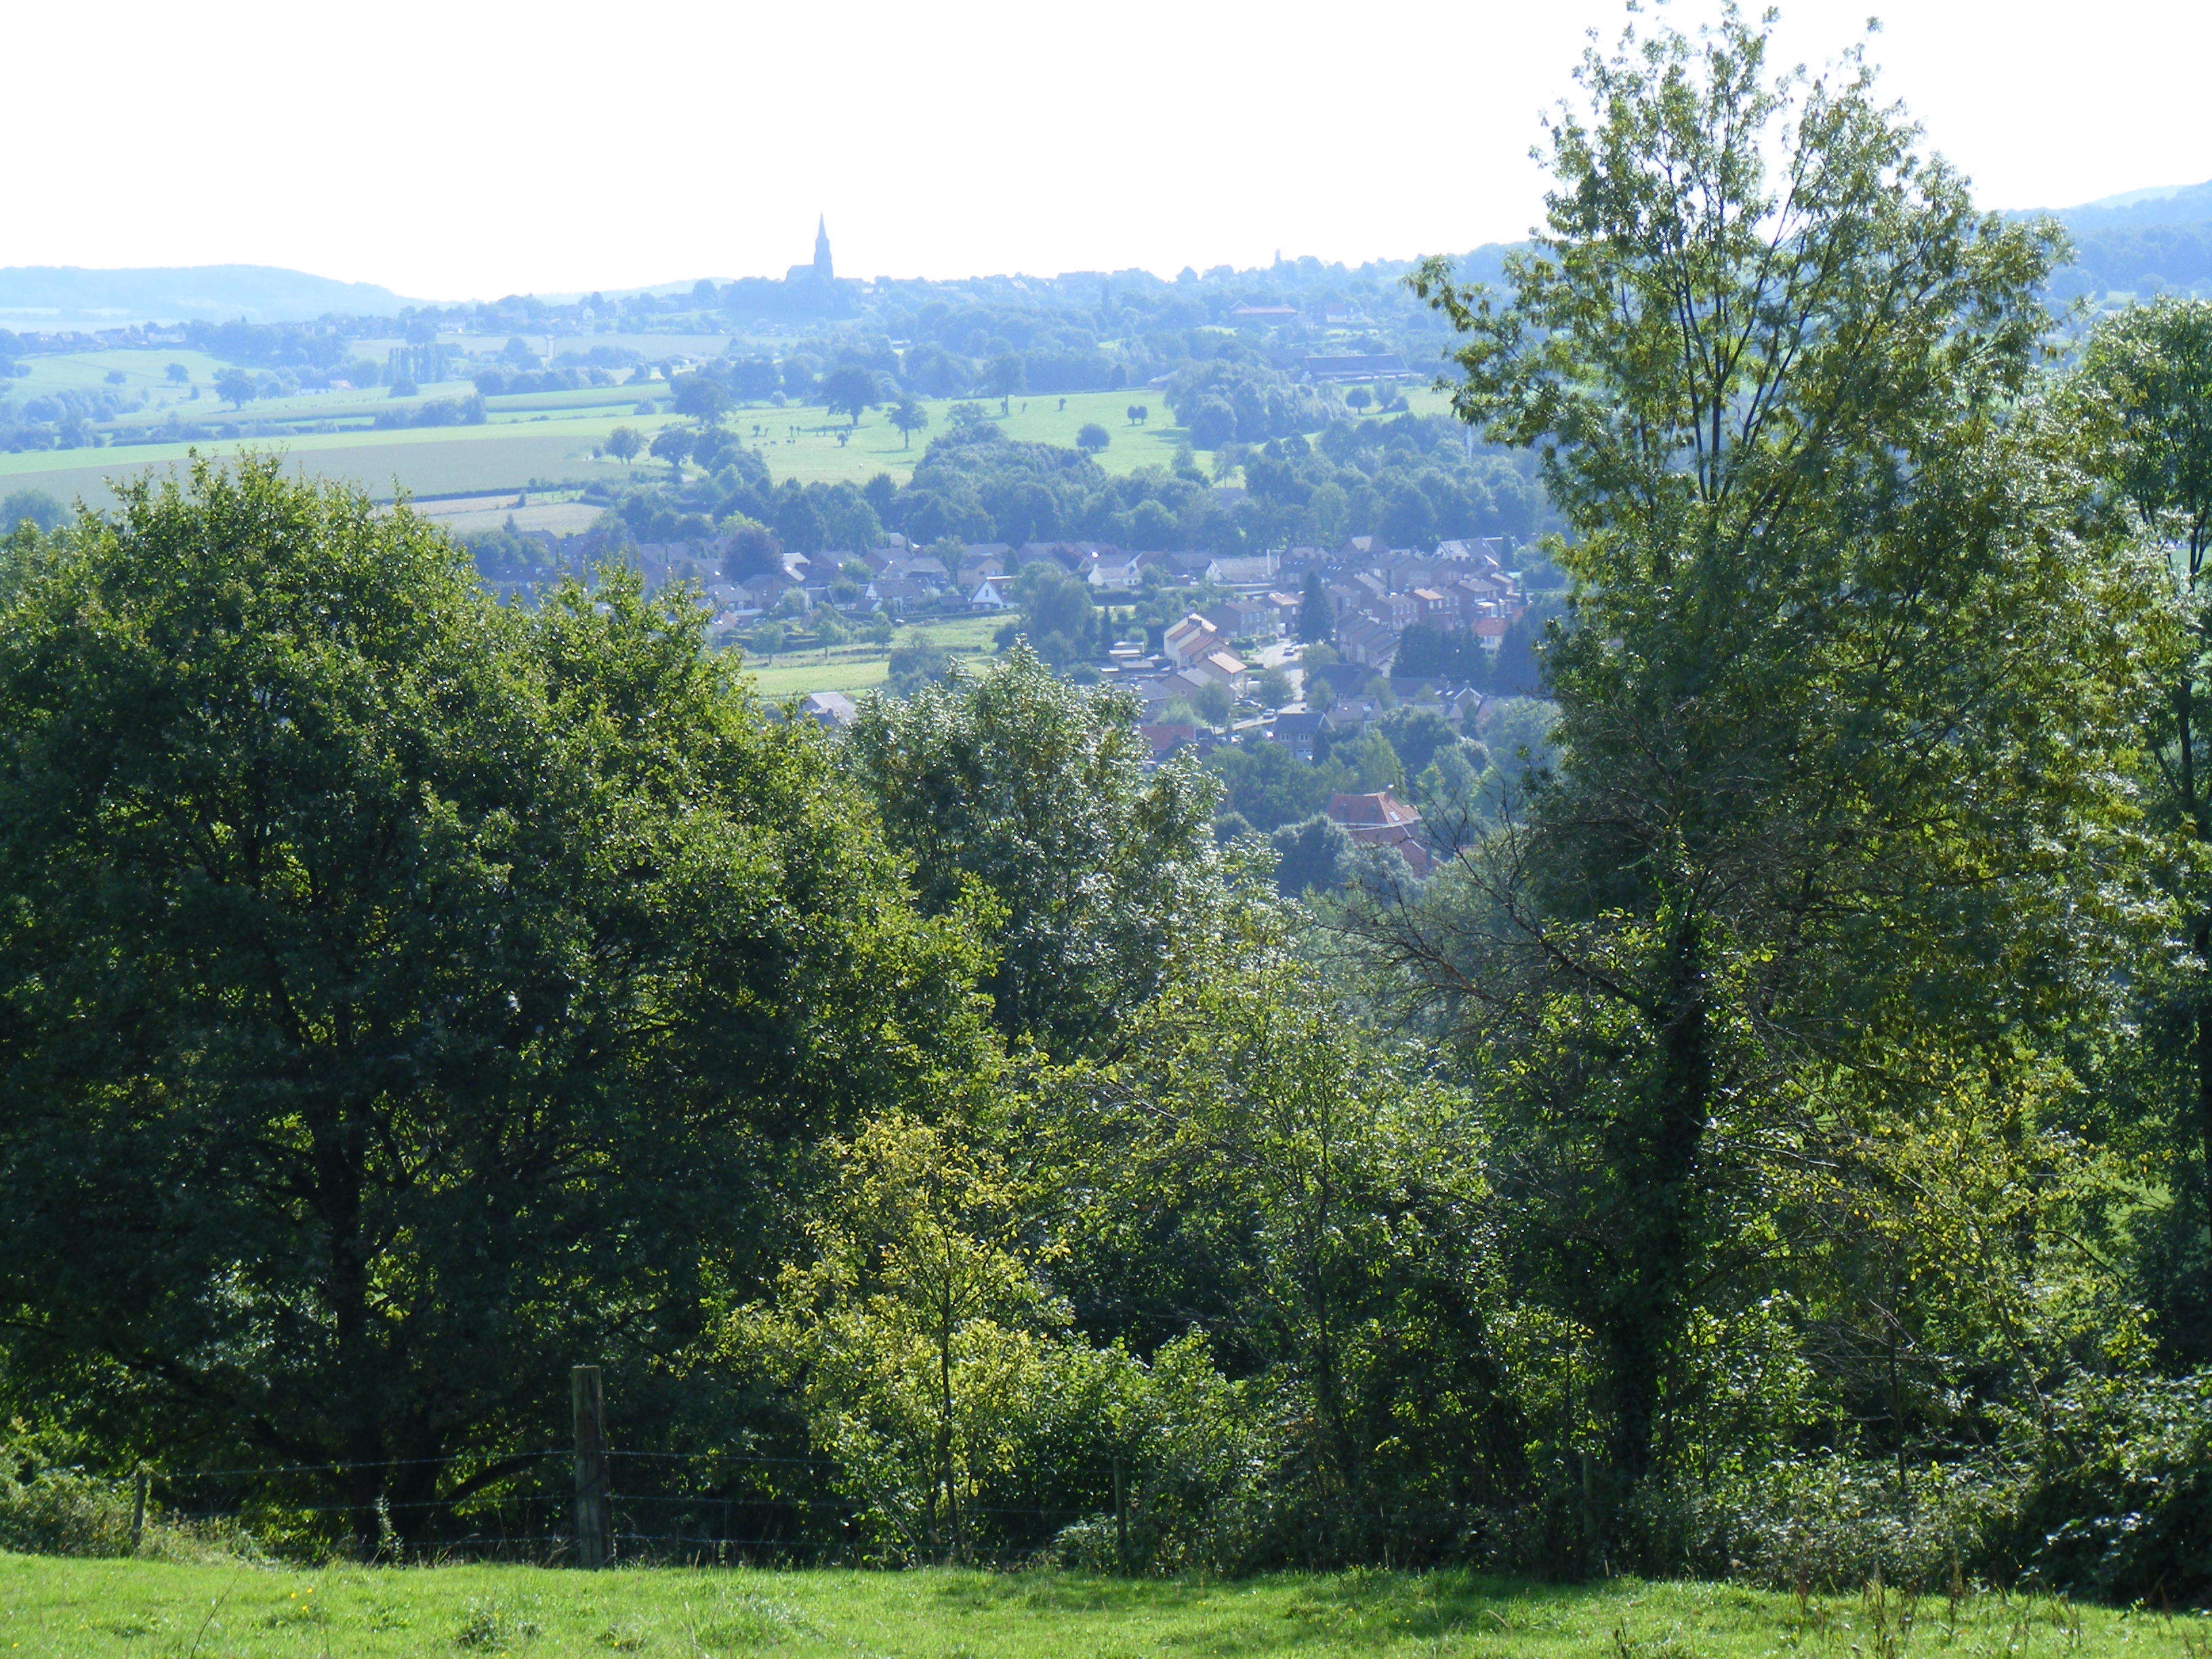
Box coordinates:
[812,216,834,284]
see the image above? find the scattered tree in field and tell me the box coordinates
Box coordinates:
[821,365,882,428]
[672,373,731,425]
[983,355,1025,403]
[165,363,189,385]
[213,367,256,409]
[1075,422,1110,455]
[604,426,643,468]
[890,396,930,449]
[1345,386,1372,415]
[650,426,693,476]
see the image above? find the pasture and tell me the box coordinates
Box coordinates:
[740,615,1004,701]
[1,1555,2191,1659]
[5,345,1454,510]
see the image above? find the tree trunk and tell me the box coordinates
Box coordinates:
[2197,916,2212,1254]
[1612,911,1713,1504]
[314,1095,384,1558]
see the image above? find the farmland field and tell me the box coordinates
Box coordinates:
[739,615,1004,701]
[1,1555,2192,1659]
[0,422,655,512]
[3,366,1455,510]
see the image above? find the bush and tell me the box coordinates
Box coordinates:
[0,1452,137,1555]
[0,1447,255,1563]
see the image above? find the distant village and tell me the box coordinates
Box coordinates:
[474,520,1536,876]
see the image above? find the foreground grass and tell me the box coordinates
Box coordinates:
[3,1555,2203,1659]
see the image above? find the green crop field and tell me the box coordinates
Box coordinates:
[0,424,653,513]
[2,1555,2192,1659]
[3,358,1456,512]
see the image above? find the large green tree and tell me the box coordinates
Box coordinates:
[844,647,1226,1059]
[1393,5,2165,1528]
[0,457,989,1551]
[2076,299,2212,1264]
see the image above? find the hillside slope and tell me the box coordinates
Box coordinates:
[0,264,418,327]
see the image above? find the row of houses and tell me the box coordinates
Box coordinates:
[1320,538,1527,672]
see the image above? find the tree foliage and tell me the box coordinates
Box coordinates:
[0,457,989,1547]
[844,648,1226,1059]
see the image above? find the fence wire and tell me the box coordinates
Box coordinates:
[77,1445,1113,1567]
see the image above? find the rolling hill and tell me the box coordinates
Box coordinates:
[0,264,419,329]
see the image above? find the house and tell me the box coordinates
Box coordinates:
[1472,616,1511,653]
[1139,722,1198,762]
[1328,790,1431,876]
[870,577,928,613]
[1203,596,1282,643]
[738,573,805,613]
[882,554,951,589]
[1204,553,1278,588]
[1164,613,1225,668]
[1339,535,1382,564]
[1191,649,1250,693]
[1089,554,1144,591]
[1323,697,1390,735]
[1338,617,1400,671]
[969,578,1012,611]
[800,691,859,730]
[1370,590,1419,630]
[1437,684,1485,725]
[1269,709,1326,760]
[1303,353,1415,384]
[1437,535,1513,568]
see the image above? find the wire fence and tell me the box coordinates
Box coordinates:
[103,1445,1112,1568]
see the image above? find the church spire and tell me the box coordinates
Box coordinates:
[813,215,834,283]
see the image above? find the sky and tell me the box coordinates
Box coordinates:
[9,0,2210,302]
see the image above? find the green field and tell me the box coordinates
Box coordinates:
[2,1555,2191,1659]
[741,616,1004,701]
[3,367,1456,512]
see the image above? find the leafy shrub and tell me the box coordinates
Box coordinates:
[0,1451,137,1555]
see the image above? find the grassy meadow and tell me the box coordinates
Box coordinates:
[741,615,1004,701]
[6,336,1456,510]
[4,1555,2198,1659]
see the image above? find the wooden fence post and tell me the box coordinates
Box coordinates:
[571,1365,610,1568]
[1113,1458,1128,1575]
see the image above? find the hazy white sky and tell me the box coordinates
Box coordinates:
[10,0,2208,300]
